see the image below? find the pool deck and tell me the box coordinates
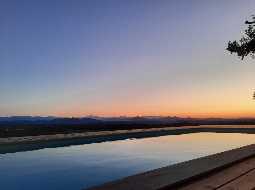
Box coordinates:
[86,144,255,190]
[176,154,255,190]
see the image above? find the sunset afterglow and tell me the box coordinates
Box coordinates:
[1,0,255,118]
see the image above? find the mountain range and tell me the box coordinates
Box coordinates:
[1,116,255,126]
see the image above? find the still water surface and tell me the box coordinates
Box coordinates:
[1,132,255,190]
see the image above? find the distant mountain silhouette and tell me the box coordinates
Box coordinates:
[50,118,102,125]
[0,116,56,121]
[1,116,255,127]
[0,116,101,125]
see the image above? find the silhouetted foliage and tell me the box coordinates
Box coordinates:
[227,16,255,59]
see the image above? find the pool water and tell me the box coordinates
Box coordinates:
[1,132,255,190]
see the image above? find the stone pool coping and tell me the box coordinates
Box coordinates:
[85,143,255,190]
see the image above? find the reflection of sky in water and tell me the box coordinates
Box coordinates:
[1,132,255,190]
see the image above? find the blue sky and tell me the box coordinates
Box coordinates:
[1,0,255,117]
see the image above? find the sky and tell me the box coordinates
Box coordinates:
[1,0,255,118]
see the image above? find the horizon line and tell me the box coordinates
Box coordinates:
[1,115,255,120]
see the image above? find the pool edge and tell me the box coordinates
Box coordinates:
[85,143,255,190]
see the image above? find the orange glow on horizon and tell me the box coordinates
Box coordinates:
[50,109,255,119]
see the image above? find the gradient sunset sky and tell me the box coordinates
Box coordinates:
[1,0,255,118]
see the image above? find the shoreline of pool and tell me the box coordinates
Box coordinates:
[2,125,255,154]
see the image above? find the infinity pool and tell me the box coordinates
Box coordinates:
[1,132,255,190]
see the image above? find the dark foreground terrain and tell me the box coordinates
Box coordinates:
[2,116,255,138]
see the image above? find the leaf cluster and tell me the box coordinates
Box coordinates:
[227,16,255,59]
